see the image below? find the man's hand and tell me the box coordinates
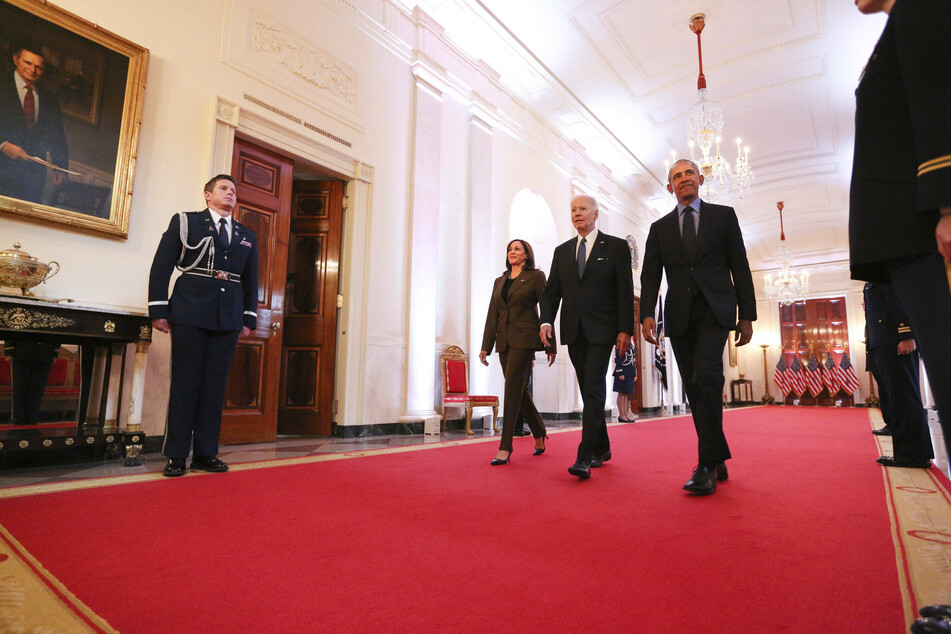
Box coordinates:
[937,211,951,262]
[240,326,251,338]
[540,324,553,347]
[734,319,753,347]
[897,339,916,355]
[2,142,29,160]
[479,350,489,366]
[152,318,169,334]
[616,332,631,356]
[642,318,657,345]
[546,352,556,367]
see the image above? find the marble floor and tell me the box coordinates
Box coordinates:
[1,408,947,488]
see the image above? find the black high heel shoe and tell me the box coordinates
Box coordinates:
[533,435,548,456]
[490,450,512,465]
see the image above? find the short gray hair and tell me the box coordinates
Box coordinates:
[572,194,599,210]
[667,159,701,184]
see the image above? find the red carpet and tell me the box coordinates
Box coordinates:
[0,407,924,632]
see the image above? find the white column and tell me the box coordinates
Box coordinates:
[337,166,374,428]
[399,62,445,430]
[125,339,150,432]
[467,98,495,396]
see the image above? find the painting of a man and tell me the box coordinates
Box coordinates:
[0,40,68,204]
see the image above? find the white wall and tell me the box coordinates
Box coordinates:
[1,0,869,439]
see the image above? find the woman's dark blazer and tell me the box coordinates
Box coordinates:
[481,269,556,354]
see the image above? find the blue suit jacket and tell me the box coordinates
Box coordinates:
[0,75,68,203]
[148,210,258,331]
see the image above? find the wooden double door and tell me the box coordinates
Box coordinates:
[219,138,343,442]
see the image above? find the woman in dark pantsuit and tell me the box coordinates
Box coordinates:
[480,239,556,465]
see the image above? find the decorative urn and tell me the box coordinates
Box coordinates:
[0,242,60,296]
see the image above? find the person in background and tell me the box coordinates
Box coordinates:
[864,282,933,468]
[612,345,637,422]
[480,239,556,465]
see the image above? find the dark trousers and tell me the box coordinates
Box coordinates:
[498,348,546,452]
[164,323,240,459]
[868,361,894,429]
[886,252,951,460]
[871,346,933,460]
[567,333,613,463]
[669,294,731,467]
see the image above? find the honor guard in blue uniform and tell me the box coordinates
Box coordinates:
[864,282,933,469]
[148,174,258,477]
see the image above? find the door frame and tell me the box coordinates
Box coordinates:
[210,96,372,431]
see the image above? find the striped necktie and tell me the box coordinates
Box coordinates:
[23,83,35,129]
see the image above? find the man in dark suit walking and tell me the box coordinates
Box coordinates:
[148,175,258,477]
[0,42,68,204]
[540,194,635,480]
[640,159,756,495]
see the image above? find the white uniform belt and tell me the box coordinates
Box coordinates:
[183,269,242,282]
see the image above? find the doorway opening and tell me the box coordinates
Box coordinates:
[219,136,346,444]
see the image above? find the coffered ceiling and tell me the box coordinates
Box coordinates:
[398,0,888,272]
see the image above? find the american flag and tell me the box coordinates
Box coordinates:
[804,354,824,397]
[837,350,860,394]
[788,355,808,396]
[823,351,839,395]
[774,355,791,397]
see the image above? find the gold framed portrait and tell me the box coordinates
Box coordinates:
[0,0,148,238]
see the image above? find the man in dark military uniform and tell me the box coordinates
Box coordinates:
[148,174,258,477]
[864,282,933,468]
[850,0,951,465]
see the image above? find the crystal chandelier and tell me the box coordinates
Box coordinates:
[666,14,753,205]
[764,202,809,305]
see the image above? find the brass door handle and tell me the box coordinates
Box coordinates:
[270,322,281,330]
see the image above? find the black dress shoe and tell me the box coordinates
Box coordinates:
[683,466,717,495]
[590,450,612,468]
[872,427,893,436]
[190,455,230,472]
[911,618,951,634]
[163,458,187,477]
[513,429,530,437]
[715,462,729,481]
[568,462,591,479]
[876,456,932,469]
[921,606,951,620]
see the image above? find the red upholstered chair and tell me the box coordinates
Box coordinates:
[440,345,498,435]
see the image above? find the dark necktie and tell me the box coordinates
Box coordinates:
[577,237,586,277]
[23,83,35,129]
[682,209,697,258]
[219,218,230,247]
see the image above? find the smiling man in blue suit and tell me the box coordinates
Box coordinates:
[640,159,756,496]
